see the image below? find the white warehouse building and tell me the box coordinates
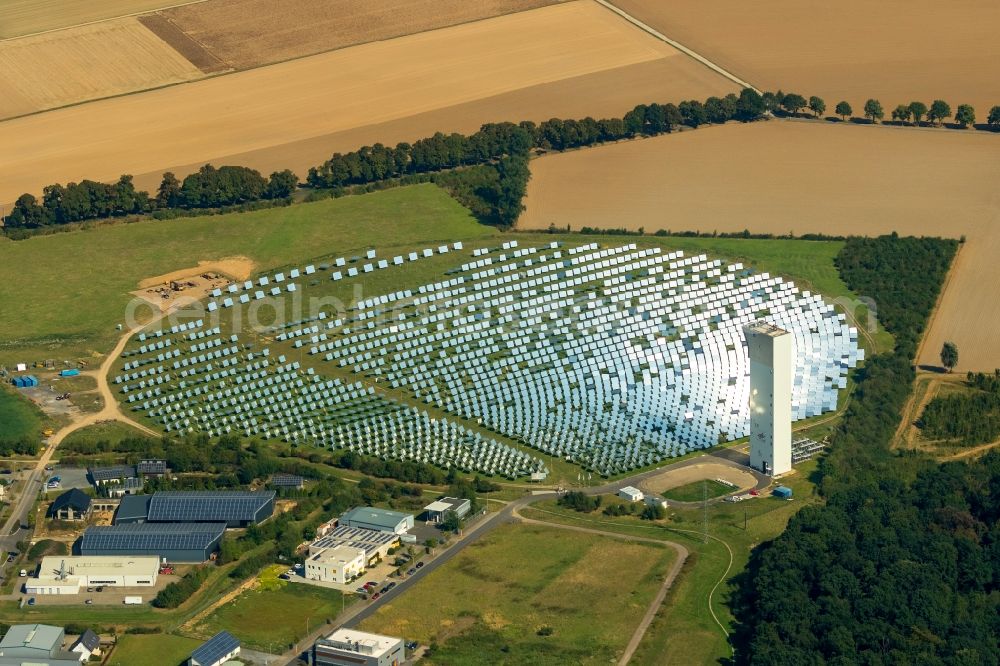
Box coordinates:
[26,556,159,595]
[305,545,366,584]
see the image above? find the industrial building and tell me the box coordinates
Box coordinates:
[423,497,470,523]
[47,489,91,521]
[0,624,79,665]
[305,544,366,584]
[80,522,226,562]
[313,629,404,666]
[88,465,136,487]
[340,507,413,535]
[188,631,240,666]
[308,526,399,566]
[745,322,793,476]
[26,556,159,595]
[618,486,644,502]
[114,491,275,528]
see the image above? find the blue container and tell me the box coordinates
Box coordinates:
[60,369,80,377]
[773,486,793,499]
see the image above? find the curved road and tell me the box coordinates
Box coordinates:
[1,319,161,556]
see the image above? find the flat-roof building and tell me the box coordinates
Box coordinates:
[308,526,400,565]
[26,556,159,595]
[618,486,644,502]
[313,629,404,666]
[423,497,471,523]
[136,459,167,477]
[340,507,413,535]
[305,545,366,584]
[81,522,226,563]
[270,473,304,490]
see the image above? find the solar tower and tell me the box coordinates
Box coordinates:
[745,322,792,476]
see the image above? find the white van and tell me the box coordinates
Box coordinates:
[123,596,143,605]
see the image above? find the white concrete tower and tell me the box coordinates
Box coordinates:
[745,322,792,476]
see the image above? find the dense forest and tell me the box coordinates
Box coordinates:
[919,370,1000,445]
[730,235,1000,664]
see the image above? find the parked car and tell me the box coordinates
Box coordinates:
[370,592,380,601]
[355,587,367,594]
[19,569,27,577]
[387,582,397,590]
[85,599,93,605]
[407,568,416,575]
[278,574,290,581]
[95,586,104,592]
[406,641,419,650]
[26,597,35,606]
[416,562,424,569]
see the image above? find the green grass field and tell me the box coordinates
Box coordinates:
[663,479,734,502]
[190,581,348,652]
[0,184,496,366]
[59,420,148,448]
[360,522,675,665]
[106,633,201,666]
[520,459,823,664]
[0,386,44,440]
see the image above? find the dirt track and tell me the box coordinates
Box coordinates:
[520,121,1000,371]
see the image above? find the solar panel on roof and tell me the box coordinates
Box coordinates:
[191,631,240,666]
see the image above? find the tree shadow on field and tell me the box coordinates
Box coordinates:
[917,363,949,373]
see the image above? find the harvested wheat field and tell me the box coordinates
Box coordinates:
[161,0,565,69]
[0,17,204,119]
[0,0,207,38]
[520,121,1000,371]
[0,0,735,206]
[611,0,1000,117]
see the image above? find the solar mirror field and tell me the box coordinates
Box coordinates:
[112,236,861,479]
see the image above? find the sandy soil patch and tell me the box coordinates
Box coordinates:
[0,0,207,38]
[611,0,1000,117]
[0,17,204,119]
[130,257,252,312]
[0,1,735,206]
[520,121,1000,371]
[640,462,756,495]
[163,0,564,70]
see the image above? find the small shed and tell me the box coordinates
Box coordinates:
[618,486,644,502]
[773,486,793,499]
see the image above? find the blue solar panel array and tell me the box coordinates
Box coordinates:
[81,522,227,552]
[147,491,274,524]
[191,630,240,666]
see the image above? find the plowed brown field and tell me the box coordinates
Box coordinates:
[610,0,1000,119]
[520,121,1000,371]
[162,0,564,69]
[0,17,203,119]
[0,1,735,206]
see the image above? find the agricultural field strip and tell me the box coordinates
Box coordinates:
[0,0,681,205]
[0,0,210,39]
[0,17,204,119]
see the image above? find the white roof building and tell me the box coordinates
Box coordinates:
[305,545,366,584]
[314,629,404,666]
[618,486,644,502]
[27,556,159,595]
